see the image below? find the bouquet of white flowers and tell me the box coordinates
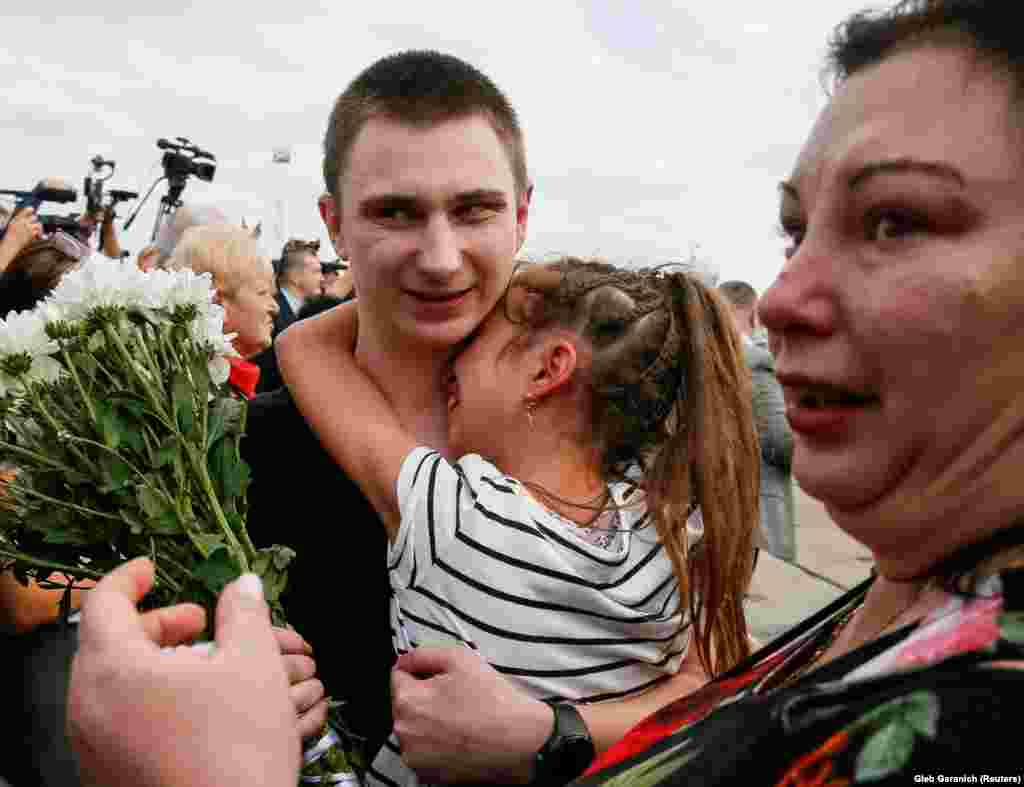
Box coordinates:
[0,256,360,784]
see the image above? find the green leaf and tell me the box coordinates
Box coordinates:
[271,545,296,571]
[172,372,195,436]
[205,397,245,449]
[191,533,225,559]
[99,455,133,493]
[854,721,916,783]
[42,524,94,546]
[95,399,120,450]
[191,354,210,393]
[137,485,169,519]
[999,612,1024,646]
[193,548,242,596]
[150,511,183,535]
[153,436,180,469]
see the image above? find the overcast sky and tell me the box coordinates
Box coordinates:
[2,0,872,293]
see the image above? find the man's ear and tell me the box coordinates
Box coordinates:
[527,335,578,401]
[318,193,347,260]
[514,184,533,254]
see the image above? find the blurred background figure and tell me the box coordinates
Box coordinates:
[0,234,90,319]
[0,207,43,275]
[254,294,347,395]
[719,280,796,562]
[272,238,322,337]
[135,244,162,272]
[151,203,230,269]
[165,224,278,373]
[320,260,354,301]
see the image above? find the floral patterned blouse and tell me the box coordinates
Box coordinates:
[578,569,1024,787]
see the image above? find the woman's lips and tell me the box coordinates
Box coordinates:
[781,380,880,439]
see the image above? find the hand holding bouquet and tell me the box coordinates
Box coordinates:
[0,256,359,784]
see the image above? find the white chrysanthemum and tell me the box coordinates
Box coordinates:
[0,309,59,358]
[0,309,63,396]
[208,355,231,386]
[47,257,135,320]
[163,268,218,316]
[34,300,66,328]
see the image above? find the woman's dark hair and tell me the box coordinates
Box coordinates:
[0,239,78,319]
[828,0,1023,97]
[506,258,759,676]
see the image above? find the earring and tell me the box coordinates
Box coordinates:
[524,397,537,427]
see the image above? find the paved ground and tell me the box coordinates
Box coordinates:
[745,485,875,642]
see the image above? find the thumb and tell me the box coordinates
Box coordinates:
[394,646,462,678]
[214,574,278,662]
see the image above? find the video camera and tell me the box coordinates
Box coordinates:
[0,183,78,242]
[123,137,217,241]
[83,156,138,217]
[157,137,216,187]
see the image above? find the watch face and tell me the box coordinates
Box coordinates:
[553,735,596,783]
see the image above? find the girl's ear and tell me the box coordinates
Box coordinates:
[526,335,578,401]
[212,289,224,305]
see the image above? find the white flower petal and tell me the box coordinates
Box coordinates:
[208,355,230,386]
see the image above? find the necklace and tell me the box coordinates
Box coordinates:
[777,577,931,689]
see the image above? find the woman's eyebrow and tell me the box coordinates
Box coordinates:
[848,158,966,191]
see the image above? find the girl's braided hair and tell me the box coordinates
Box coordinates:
[506,258,760,675]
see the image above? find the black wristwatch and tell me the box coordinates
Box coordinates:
[531,700,596,786]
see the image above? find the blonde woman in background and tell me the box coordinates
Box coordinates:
[166,224,279,398]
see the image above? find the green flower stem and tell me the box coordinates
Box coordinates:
[59,343,97,424]
[0,439,82,476]
[182,442,250,573]
[24,381,95,473]
[152,563,182,594]
[65,435,161,496]
[10,481,123,522]
[102,324,166,420]
[0,548,106,581]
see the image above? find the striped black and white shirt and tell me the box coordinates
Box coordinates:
[367,448,700,787]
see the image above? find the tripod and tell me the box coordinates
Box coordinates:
[149,175,187,244]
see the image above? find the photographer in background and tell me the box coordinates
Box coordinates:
[0,207,43,274]
[0,233,90,318]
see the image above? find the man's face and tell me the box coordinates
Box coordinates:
[289,252,323,299]
[323,113,529,353]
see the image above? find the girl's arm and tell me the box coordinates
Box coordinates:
[276,302,415,539]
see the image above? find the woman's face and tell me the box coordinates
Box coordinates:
[759,45,1024,565]
[221,264,278,359]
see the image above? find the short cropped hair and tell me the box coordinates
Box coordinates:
[718,281,758,309]
[165,224,271,297]
[323,50,529,200]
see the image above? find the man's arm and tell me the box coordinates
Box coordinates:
[391,642,709,784]
[276,303,415,539]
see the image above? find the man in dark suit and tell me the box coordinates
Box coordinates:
[272,238,323,336]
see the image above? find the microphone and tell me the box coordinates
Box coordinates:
[35,187,79,204]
